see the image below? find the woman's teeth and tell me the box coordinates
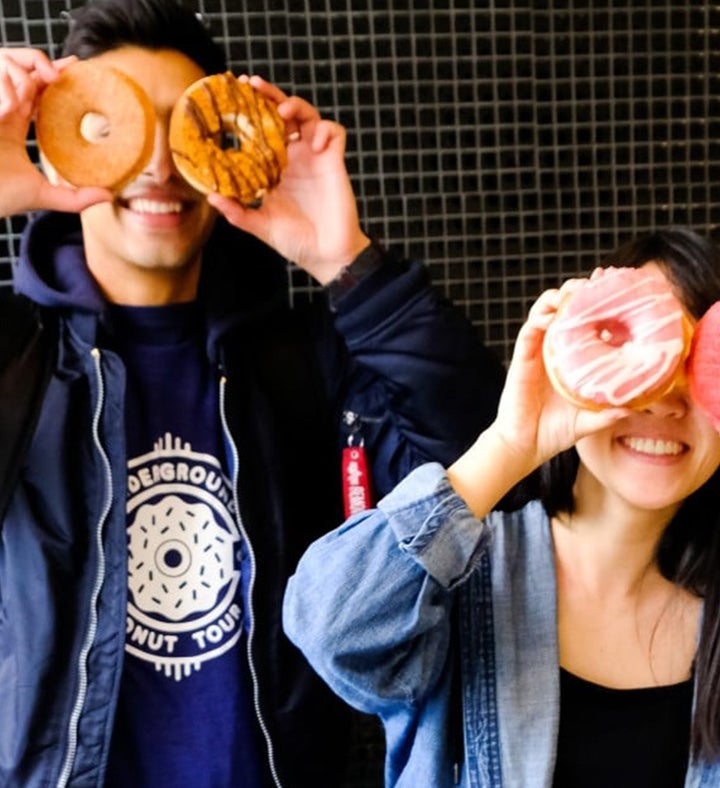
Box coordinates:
[621,437,683,456]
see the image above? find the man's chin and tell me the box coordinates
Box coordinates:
[123,247,202,273]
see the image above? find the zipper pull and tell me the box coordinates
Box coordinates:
[341,411,374,518]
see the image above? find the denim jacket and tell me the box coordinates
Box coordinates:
[283,462,720,788]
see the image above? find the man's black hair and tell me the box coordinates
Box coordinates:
[61,0,228,75]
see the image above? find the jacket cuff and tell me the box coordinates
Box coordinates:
[326,240,386,311]
[378,463,491,589]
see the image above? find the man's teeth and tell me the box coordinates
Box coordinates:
[622,437,683,456]
[128,198,183,214]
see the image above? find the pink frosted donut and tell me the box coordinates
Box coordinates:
[543,267,692,409]
[687,300,720,431]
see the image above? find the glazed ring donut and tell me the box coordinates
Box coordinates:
[542,266,692,409]
[687,300,720,431]
[169,73,287,206]
[35,60,156,190]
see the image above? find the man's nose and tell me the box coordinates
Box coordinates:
[142,120,177,183]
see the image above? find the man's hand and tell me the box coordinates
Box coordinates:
[0,48,111,218]
[208,76,370,284]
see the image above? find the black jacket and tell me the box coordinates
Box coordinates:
[0,211,504,786]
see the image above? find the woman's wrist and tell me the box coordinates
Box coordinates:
[447,425,537,518]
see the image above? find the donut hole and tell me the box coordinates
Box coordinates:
[155,539,192,577]
[220,129,240,151]
[596,319,631,347]
[79,112,111,145]
[218,113,244,151]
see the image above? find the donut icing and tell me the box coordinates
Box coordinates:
[169,73,287,206]
[35,60,156,190]
[687,300,720,431]
[543,267,690,409]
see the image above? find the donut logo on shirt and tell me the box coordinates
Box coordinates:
[125,433,244,681]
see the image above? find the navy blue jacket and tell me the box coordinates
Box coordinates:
[0,211,504,787]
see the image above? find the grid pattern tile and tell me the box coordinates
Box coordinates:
[1,1,718,365]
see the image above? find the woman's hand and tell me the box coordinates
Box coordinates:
[0,48,111,218]
[496,280,631,467]
[208,75,370,283]
[448,280,631,516]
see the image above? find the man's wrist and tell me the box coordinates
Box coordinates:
[326,240,386,308]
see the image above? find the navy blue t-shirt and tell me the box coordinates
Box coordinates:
[104,303,266,787]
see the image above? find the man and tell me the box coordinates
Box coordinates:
[0,1,504,786]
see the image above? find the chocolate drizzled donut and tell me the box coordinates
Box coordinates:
[169,72,287,206]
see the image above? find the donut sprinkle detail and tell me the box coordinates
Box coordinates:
[169,73,287,206]
[543,268,691,409]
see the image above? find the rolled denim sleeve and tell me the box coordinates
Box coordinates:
[380,462,491,588]
[283,462,490,715]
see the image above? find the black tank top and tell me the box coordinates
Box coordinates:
[552,667,693,788]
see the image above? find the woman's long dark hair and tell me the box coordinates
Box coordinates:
[518,228,720,761]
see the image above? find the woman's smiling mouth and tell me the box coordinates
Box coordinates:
[619,436,685,456]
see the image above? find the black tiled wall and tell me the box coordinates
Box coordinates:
[2,1,718,363]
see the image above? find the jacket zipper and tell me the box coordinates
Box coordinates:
[219,374,283,788]
[57,348,114,788]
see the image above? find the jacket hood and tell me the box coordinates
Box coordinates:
[14,211,291,346]
[14,211,105,312]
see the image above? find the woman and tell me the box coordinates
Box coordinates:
[283,228,720,788]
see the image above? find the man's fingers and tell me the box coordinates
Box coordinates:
[0,47,58,83]
[0,68,21,115]
[52,55,79,73]
[246,74,289,104]
[310,119,345,154]
[36,182,113,214]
